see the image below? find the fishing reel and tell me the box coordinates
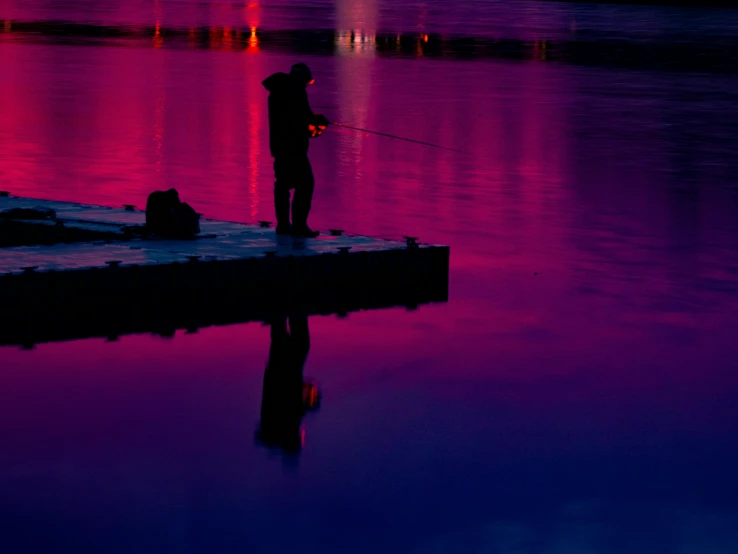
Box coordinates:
[308,114,330,138]
[308,124,327,138]
[302,379,321,410]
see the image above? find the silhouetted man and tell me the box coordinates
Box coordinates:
[256,316,320,458]
[262,63,329,238]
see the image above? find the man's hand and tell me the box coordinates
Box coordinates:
[313,114,330,128]
[308,114,330,138]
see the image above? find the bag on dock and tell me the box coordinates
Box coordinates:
[145,189,200,238]
[0,207,56,220]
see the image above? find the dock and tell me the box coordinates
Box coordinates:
[0,194,449,347]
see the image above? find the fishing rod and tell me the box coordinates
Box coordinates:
[331,122,468,154]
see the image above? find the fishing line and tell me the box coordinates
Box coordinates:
[331,122,469,154]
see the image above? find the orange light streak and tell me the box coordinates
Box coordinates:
[153,21,163,48]
[248,26,259,50]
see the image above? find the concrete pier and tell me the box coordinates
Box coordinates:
[0,195,449,347]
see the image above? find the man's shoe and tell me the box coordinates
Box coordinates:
[291,226,320,238]
[276,223,293,235]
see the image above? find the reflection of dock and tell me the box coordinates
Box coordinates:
[0,195,449,348]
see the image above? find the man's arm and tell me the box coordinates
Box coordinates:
[313,113,330,128]
[302,89,329,128]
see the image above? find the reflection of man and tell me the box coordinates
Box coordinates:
[256,316,320,456]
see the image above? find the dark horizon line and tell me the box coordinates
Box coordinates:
[4,20,738,75]
[544,0,737,6]
[4,19,737,42]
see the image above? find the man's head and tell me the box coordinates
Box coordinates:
[290,63,314,86]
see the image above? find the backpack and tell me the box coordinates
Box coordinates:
[145,189,200,238]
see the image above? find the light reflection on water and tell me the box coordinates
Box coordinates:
[2,1,738,553]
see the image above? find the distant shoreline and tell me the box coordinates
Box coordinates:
[5,21,738,75]
[544,0,736,6]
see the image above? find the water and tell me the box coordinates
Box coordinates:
[2,1,738,552]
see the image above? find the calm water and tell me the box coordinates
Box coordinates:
[3,1,738,552]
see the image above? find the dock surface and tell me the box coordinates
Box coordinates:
[0,195,449,347]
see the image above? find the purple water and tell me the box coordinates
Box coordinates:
[2,1,738,552]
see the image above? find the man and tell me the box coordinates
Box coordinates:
[262,63,330,238]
